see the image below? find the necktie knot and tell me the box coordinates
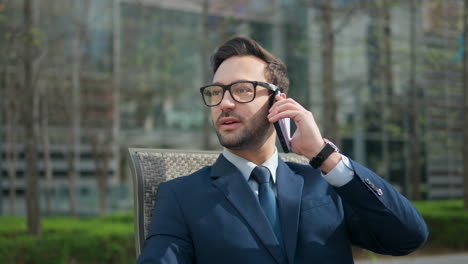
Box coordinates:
[251,166,271,184]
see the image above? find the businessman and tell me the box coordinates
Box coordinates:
[137,36,428,264]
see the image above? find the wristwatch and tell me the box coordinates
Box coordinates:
[309,139,340,169]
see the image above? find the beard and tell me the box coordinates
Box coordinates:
[214,104,273,151]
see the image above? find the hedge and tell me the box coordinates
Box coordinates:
[1,201,468,263]
[0,213,135,264]
[413,200,468,249]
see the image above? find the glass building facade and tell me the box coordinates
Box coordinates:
[0,0,465,215]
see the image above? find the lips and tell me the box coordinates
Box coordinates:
[218,117,242,130]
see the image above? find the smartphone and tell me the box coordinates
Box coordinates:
[270,90,292,153]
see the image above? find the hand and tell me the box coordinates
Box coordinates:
[267,94,325,160]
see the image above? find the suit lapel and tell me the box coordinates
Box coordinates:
[276,158,304,264]
[210,155,286,264]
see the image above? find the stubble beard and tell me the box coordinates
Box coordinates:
[215,105,272,151]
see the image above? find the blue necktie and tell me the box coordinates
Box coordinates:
[251,166,283,244]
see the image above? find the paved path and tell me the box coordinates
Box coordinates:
[355,253,468,264]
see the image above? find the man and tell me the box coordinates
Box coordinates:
[137,36,428,264]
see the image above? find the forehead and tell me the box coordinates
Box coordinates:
[213,56,267,85]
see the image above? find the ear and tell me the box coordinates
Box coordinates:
[279,92,287,99]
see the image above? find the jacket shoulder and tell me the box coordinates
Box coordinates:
[285,161,316,175]
[162,165,213,188]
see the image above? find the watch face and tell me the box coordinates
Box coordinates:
[324,139,340,153]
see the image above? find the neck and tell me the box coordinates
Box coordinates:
[226,132,277,165]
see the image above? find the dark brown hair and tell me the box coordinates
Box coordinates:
[211,36,290,94]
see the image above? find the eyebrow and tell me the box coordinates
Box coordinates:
[211,79,251,86]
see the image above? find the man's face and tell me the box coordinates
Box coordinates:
[211,55,274,150]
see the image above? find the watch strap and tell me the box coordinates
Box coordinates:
[309,143,337,169]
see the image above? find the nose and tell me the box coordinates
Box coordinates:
[218,90,236,110]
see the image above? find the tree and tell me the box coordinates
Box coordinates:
[40,79,53,215]
[2,68,21,217]
[318,0,338,143]
[23,0,41,235]
[67,0,92,216]
[366,0,395,180]
[307,0,367,144]
[379,0,393,182]
[1,0,47,226]
[408,0,423,201]
[200,0,212,150]
[0,12,21,215]
[89,131,112,216]
[463,0,468,210]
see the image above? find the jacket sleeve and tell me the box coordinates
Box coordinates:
[334,159,429,256]
[137,182,194,264]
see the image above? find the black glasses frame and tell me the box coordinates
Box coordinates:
[199,80,279,107]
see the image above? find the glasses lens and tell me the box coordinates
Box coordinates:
[231,82,255,102]
[202,85,224,106]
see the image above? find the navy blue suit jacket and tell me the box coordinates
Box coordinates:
[137,154,428,264]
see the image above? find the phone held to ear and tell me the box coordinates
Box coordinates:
[274,115,292,153]
[271,90,292,153]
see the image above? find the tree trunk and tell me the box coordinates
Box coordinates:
[368,0,393,180]
[380,0,392,181]
[2,67,19,215]
[112,0,121,185]
[382,0,394,98]
[409,0,422,200]
[91,133,109,217]
[272,0,285,61]
[41,84,53,216]
[69,18,82,217]
[23,0,41,235]
[6,106,19,217]
[200,0,212,150]
[319,0,338,143]
[463,0,468,210]
[101,135,110,216]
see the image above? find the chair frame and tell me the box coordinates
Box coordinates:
[128,148,220,256]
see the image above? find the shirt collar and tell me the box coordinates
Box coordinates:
[222,148,278,183]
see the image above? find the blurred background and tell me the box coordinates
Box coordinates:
[0,0,467,251]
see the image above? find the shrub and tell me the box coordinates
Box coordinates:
[413,200,468,249]
[2,201,468,263]
[0,215,136,264]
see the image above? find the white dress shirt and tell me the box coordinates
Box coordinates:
[222,148,355,197]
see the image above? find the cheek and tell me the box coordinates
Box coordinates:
[211,109,218,122]
[251,100,270,116]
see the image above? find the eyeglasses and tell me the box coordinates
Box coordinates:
[199,81,279,107]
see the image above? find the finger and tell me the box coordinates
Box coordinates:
[268,100,305,119]
[278,99,303,112]
[268,109,302,123]
[269,98,302,115]
[269,95,284,113]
